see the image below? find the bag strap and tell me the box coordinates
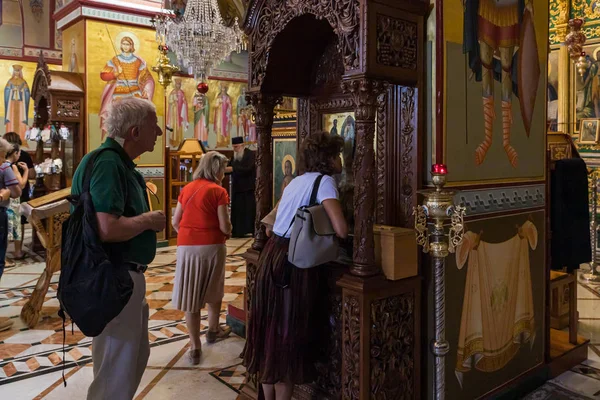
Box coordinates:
[309,174,324,206]
[182,183,210,213]
[282,174,324,236]
[82,148,121,194]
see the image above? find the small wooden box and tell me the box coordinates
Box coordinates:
[550,270,574,330]
[374,225,418,280]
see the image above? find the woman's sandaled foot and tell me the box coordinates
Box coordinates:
[206,325,232,343]
[188,348,202,365]
[4,259,15,268]
[13,253,27,260]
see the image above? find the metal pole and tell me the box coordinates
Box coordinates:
[432,255,449,400]
[414,167,465,400]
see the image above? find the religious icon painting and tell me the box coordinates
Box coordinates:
[448,211,545,399]
[275,97,297,112]
[272,137,297,205]
[3,64,31,146]
[213,82,234,148]
[444,0,547,183]
[573,43,600,134]
[166,79,189,148]
[579,118,599,144]
[99,31,155,140]
[322,111,356,185]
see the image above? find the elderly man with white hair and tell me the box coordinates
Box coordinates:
[71,97,166,399]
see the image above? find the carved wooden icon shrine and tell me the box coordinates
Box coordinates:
[239,0,427,398]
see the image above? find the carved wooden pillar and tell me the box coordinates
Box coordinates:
[247,93,280,251]
[342,78,387,277]
[338,274,421,400]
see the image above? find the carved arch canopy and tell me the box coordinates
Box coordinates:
[245,0,361,89]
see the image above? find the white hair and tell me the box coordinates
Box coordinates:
[105,97,156,140]
[193,151,229,182]
[0,138,14,155]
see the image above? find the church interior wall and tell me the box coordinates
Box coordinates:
[428,0,550,398]
[85,19,166,165]
[164,75,249,151]
[0,0,62,147]
[0,61,62,145]
[22,0,52,49]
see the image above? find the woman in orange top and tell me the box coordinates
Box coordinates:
[171,151,233,365]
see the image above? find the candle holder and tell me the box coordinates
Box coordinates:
[414,164,466,400]
[583,171,600,283]
[152,44,179,89]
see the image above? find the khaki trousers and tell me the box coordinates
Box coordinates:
[87,271,149,400]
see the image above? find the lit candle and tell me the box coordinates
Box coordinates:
[431,164,448,175]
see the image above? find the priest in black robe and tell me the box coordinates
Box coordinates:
[228,137,256,238]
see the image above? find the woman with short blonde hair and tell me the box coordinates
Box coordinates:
[172,151,233,365]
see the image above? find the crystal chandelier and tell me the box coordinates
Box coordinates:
[154,0,245,81]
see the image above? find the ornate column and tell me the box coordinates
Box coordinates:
[247,92,280,251]
[342,78,387,277]
[555,1,570,133]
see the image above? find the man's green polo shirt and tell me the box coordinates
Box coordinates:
[71,137,156,265]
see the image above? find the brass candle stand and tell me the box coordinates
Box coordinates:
[414,167,466,400]
[583,171,600,283]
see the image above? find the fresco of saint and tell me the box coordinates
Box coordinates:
[213,84,232,147]
[166,79,189,148]
[3,65,30,145]
[463,0,539,168]
[193,92,210,147]
[236,87,248,138]
[99,35,155,138]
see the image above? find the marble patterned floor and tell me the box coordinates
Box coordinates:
[0,235,251,400]
[2,232,600,399]
[524,268,600,399]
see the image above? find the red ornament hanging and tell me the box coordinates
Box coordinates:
[197,82,209,94]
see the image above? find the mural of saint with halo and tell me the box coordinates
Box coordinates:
[99,32,155,139]
[280,154,295,199]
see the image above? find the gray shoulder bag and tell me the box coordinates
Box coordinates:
[287,175,339,269]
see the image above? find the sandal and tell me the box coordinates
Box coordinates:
[188,348,202,365]
[206,325,232,343]
[13,253,28,260]
[4,259,15,268]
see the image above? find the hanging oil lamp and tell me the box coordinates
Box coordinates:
[152,44,179,89]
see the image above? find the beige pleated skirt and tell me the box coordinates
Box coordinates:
[172,244,227,312]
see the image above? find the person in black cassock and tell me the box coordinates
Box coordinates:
[227,137,256,238]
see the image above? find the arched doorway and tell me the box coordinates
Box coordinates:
[241,1,428,398]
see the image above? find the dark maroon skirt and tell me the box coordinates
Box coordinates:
[243,235,322,385]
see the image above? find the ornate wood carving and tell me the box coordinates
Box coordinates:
[370,293,415,400]
[315,293,343,398]
[247,93,281,250]
[342,294,360,400]
[376,91,388,225]
[342,78,387,276]
[297,98,311,174]
[246,0,360,88]
[376,15,418,70]
[297,98,311,143]
[315,38,345,88]
[56,99,81,118]
[400,87,417,227]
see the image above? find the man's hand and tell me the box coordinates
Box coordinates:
[145,211,166,232]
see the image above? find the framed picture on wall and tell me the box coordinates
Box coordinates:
[579,118,600,144]
[321,111,356,185]
[272,137,297,205]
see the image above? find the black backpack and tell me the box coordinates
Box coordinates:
[57,147,134,337]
